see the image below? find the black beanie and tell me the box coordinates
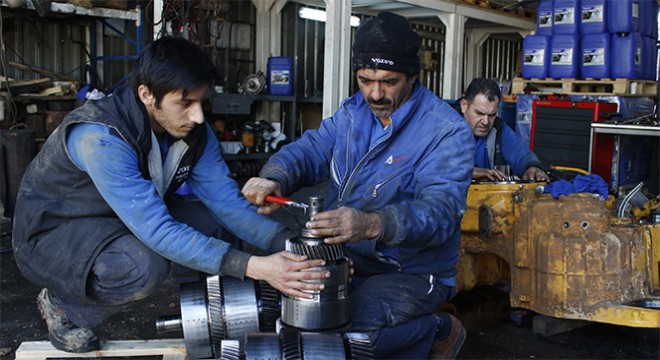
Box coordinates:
[352,12,421,75]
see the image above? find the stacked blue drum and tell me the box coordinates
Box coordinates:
[522,0,553,77]
[550,34,580,78]
[522,35,551,78]
[581,33,610,78]
[536,0,554,35]
[521,0,657,80]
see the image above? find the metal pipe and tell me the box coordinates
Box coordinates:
[155,315,183,333]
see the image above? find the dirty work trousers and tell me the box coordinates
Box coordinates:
[54,196,224,328]
[350,273,454,359]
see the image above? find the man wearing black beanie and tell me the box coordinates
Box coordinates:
[243,11,474,359]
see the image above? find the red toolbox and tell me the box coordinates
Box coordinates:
[531,100,618,182]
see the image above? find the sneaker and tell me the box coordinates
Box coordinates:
[428,314,466,359]
[36,289,100,353]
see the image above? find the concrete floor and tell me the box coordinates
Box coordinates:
[1,185,659,359]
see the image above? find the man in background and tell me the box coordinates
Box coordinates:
[459,77,549,182]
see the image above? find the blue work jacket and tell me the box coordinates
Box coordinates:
[474,118,544,177]
[260,82,475,279]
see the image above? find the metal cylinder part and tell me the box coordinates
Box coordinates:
[235,327,373,360]
[159,195,356,357]
[156,276,280,359]
[179,280,214,359]
[281,196,351,331]
[154,314,183,334]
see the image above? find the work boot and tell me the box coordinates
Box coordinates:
[36,288,100,353]
[428,314,466,359]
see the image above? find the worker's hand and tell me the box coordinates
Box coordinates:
[241,177,282,214]
[305,207,382,245]
[472,167,509,182]
[246,251,329,299]
[523,166,550,182]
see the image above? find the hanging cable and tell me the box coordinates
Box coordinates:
[0,6,19,129]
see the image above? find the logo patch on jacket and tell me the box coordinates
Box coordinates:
[385,155,407,165]
[174,165,191,183]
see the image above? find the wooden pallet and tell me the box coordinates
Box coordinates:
[511,77,658,96]
[460,0,535,18]
[15,339,187,360]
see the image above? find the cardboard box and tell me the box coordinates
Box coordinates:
[300,103,322,131]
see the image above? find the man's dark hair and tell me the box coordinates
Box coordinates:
[463,78,502,103]
[129,36,219,107]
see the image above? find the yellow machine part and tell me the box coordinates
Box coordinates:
[458,182,660,328]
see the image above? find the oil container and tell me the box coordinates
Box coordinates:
[611,32,643,79]
[580,0,608,34]
[267,57,293,95]
[550,34,580,78]
[537,0,554,36]
[608,0,639,33]
[639,0,657,37]
[651,0,658,38]
[553,0,580,34]
[522,35,551,78]
[581,33,610,78]
[643,36,658,80]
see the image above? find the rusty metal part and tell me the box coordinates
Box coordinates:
[458,182,660,328]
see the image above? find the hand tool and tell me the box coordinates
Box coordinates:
[264,195,309,211]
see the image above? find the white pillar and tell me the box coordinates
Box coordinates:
[465,30,491,85]
[438,13,466,100]
[153,0,162,39]
[322,0,352,118]
[252,0,283,121]
[252,0,282,75]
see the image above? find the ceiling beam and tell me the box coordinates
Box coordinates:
[393,0,535,29]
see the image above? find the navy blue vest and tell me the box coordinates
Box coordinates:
[12,86,207,301]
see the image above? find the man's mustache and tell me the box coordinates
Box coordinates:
[368,98,392,105]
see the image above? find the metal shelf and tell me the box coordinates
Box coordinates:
[26,1,139,20]
[17,1,144,91]
[211,93,297,140]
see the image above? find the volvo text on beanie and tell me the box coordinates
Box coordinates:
[352,11,421,75]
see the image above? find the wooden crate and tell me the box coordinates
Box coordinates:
[15,339,187,360]
[511,77,658,96]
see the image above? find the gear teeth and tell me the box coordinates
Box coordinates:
[257,281,281,332]
[179,281,214,359]
[301,332,346,360]
[344,332,375,360]
[219,339,242,360]
[287,241,345,261]
[280,327,302,360]
[245,333,282,360]
[222,278,260,341]
[207,275,227,356]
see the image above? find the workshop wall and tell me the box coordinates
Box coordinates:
[1,6,143,91]
[2,16,88,82]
